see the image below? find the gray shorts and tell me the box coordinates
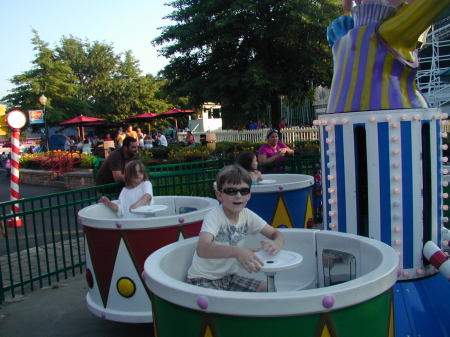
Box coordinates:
[187,274,262,292]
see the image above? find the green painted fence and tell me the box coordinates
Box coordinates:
[0,154,320,302]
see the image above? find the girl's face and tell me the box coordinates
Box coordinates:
[251,156,258,170]
[130,166,144,185]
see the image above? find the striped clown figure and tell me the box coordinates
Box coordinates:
[326,0,448,114]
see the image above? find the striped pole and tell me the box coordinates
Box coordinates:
[6,110,26,228]
[8,128,22,227]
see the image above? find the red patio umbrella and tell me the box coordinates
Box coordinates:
[156,109,196,133]
[59,115,106,140]
[124,112,158,134]
[124,112,158,121]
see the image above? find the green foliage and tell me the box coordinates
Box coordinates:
[154,0,340,127]
[1,31,180,125]
[168,146,213,162]
[212,141,265,159]
[293,140,320,154]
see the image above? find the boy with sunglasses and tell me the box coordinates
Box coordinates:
[187,165,284,291]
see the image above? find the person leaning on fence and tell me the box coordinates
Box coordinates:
[99,159,153,218]
[186,165,284,292]
[95,136,139,185]
[257,129,294,170]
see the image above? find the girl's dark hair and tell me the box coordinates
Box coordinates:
[124,160,149,186]
[216,165,252,191]
[236,151,256,171]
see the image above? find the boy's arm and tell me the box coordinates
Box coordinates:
[196,232,263,273]
[260,225,284,255]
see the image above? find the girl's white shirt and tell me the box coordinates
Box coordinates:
[116,180,154,218]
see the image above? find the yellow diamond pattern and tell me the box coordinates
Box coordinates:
[271,195,294,228]
[202,325,213,337]
[303,192,314,228]
[320,323,332,337]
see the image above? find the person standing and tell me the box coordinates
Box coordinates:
[96,136,139,185]
[125,125,139,143]
[136,127,145,148]
[115,127,126,149]
[185,131,195,147]
[157,130,168,147]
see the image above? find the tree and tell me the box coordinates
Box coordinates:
[2,31,175,125]
[154,0,340,127]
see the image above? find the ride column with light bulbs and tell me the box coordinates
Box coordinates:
[6,110,27,228]
[316,108,448,281]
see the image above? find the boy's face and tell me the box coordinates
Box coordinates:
[216,181,251,216]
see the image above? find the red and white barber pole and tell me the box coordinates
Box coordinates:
[423,241,450,281]
[6,110,27,228]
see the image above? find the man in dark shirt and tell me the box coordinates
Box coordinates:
[95,136,139,185]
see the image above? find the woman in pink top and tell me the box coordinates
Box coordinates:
[258,129,294,167]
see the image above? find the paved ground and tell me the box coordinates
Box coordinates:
[0,272,154,337]
[0,171,66,202]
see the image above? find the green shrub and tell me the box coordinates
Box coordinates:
[293,140,320,154]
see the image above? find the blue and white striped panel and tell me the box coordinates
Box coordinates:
[377,122,391,245]
[400,121,414,269]
[343,123,356,235]
[435,119,442,246]
[321,126,331,228]
[366,121,381,240]
[335,125,347,233]
[410,120,423,270]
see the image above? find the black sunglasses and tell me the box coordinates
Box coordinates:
[221,187,251,196]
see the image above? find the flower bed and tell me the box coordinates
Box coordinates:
[20,151,96,173]
[22,141,321,171]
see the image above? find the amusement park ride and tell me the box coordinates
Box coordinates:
[78,1,450,336]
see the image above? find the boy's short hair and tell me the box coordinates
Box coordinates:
[216,165,252,191]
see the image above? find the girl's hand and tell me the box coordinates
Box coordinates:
[236,247,263,273]
[99,196,110,205]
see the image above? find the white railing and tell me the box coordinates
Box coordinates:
[178,127,319,144]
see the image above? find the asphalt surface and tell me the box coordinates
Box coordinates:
[0,272,154,337]
[0,171,66,202]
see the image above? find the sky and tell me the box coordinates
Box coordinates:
[0,0,174,100]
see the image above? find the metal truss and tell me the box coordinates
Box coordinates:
[417,17,450,107]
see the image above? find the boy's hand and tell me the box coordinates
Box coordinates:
[236,247,263,273]
[260,240,282,255]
